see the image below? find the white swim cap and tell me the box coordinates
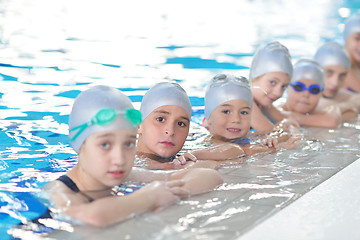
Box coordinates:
[249,41,293,80]
[292,59,325,88]
[204,74,252,120]
[314,42,350,69]
[68,85,141,152]
[140,82,192,120]
[343,13,360,41]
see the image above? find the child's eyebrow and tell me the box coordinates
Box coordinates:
[96,133,114,139]
[220,104,250,110]
[154,110,190,122]
[154,110,170,115]
[220,104,232,107]
[180,116,190,122]
[96,133,137,139]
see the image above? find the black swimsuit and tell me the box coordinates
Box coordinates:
[57,175,94,202]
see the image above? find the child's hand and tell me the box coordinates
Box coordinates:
[281,118,300,129]
[277,135,303,150]
[143,180,184,212]
[172,153,197,165]
[262,135,279,148]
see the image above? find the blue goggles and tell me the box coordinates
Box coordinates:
[290,81,323,95]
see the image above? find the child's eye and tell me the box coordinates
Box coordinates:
[240,110,249,115]
[156,117,165,122]
[100,142,111,150]
[340,73,347,81]
[125,141,136,149]
[282,84,288,90]
[221,110,230,114]
[269,80,276,86]
[325,70,333,77]
[177,121,187,127]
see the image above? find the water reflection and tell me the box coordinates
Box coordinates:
[0,0,359,239]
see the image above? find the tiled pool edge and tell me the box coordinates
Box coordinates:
[239,157,360,240]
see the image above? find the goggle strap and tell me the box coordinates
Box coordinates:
[69,122,90,142]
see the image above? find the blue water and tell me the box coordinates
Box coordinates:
[0,0,359,238]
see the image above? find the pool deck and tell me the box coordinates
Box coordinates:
[44,118,360,240]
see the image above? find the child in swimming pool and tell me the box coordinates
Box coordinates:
[44,85,223,227]
[282,59,357,127]
[136,82,220,169]
[343,13,360,93]
[177,74,301,163]
[314,41,360,114]
[249,41,299,133]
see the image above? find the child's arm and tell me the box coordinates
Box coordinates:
[128,167,223,197]
[290,110,340,128]
[45,180,185,227]
[189,143,246,161]
[250,102,275,133]
[262,104,287,122]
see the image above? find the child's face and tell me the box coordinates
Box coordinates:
[207,99,251,140]
[323,65,348,98]
[138,105,190,158]
[286,79,322,114]
[77,129,137,190]
[346,32,360,63]
[251,72,290,107]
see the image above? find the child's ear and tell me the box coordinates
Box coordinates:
[137,123,143,134]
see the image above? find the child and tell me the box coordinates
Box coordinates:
[343,13,360,93]
[44,85,223,227]
[314,41,360,113]
[177,74,301,163]
[282,59,357,128]
[249,41,297,133]
[136,82,219,169]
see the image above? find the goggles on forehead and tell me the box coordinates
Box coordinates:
[69,108,142,142]
[211,74,249,87]
[290,81,323,95]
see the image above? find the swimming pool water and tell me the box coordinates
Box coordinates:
[1,0,360,239]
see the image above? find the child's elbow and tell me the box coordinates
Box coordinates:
[72,210,114,227]
[325,117,341,128]
[207,169,224,186]
[215,172,224,186]
[83,214,111,227]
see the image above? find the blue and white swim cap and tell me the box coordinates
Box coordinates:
[292,59,325,88]
[69,85,140,152]
[205,74,252,120]
[343,13,360,41]
[314,42,350,69]
[249,41,293,80]
[140,82,192,120]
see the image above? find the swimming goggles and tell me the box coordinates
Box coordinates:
[290,81,323,95]
[211,74,249,87]
[69,108,142,142]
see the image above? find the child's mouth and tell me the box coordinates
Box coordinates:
[109,171,124,179]
[227,128,241,133]
[160,141,175,147]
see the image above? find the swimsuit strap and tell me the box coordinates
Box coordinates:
[346,86,357,93]
[57,175,94,202]
[57,175,80,193]
[136,151,176,163]
[230,137,251,146]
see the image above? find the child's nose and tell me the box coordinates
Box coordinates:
[165,124,175,135]
[232,113,241,123]
[329,75,339,88]
[275,86,283,98]
[112,147,126,166]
